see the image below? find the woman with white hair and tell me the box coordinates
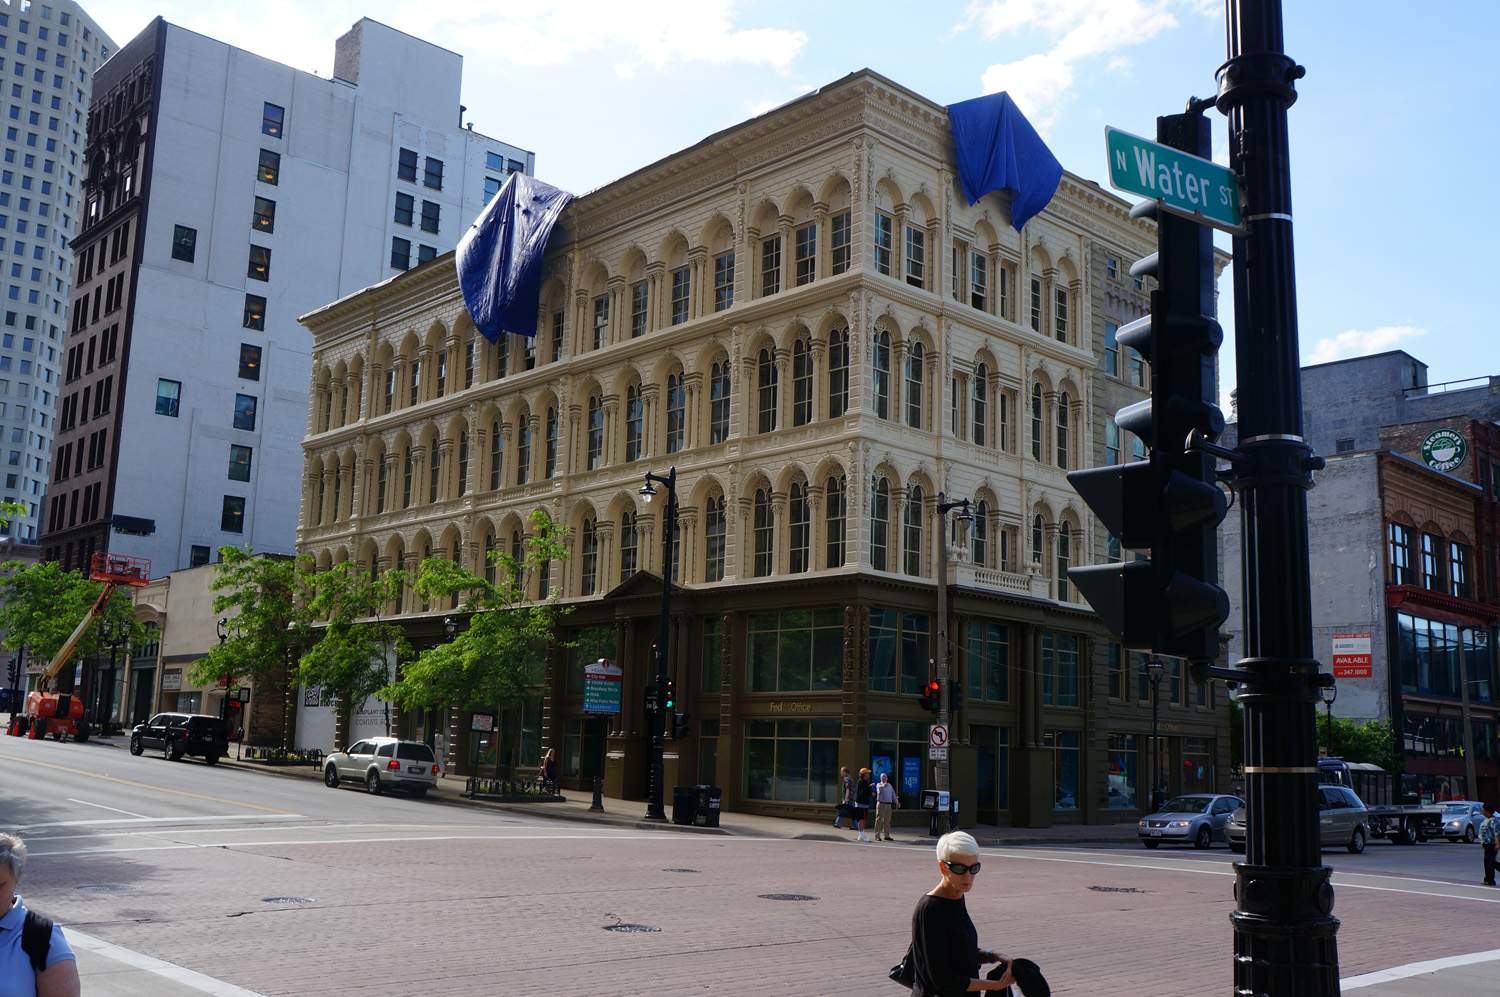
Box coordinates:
[0,832,81,997]
[907,831,1014,995]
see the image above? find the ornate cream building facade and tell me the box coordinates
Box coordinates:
[298,70,1228,827]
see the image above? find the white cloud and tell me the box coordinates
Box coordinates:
[1305,325,1426,365]
[962,1,1213,129]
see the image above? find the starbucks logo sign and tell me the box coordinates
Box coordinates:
[1421,429,1467,472]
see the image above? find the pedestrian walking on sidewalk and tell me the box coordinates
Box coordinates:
[1,833,81,997]
[852,767,873,842]
[874,771,900,841]
[540,748,558,793]
[904,831,1016,994]
[1480,803,1499,887]
[833,766,854,828]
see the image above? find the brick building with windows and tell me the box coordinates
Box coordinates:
[297,70,1229,828]
[38,16,532,575]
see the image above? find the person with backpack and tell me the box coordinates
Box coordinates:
[0,832,81,997]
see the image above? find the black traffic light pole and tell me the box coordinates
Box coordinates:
[640,467,677,822]
[1217,1,1340,992]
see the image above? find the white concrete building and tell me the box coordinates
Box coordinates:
[0,0,113,545]
[40,16,534,575]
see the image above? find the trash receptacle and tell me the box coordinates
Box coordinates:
[672,786,697,826]
[693,785,721,828]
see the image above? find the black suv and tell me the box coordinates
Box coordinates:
[130,713,229,765]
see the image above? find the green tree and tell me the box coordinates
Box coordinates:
[298,562,410,749]
[0,560,141,679]
[1323,716,1400,771]
[190,548,318,746]
[382,511,571,738]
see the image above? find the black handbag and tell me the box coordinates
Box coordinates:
[888,945,914,986]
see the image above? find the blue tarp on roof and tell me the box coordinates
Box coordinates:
[456,173,572,342]
[946,92,1063,231]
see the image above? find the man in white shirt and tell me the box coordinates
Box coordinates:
[874,772,900,841]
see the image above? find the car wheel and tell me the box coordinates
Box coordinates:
[129,735,144,756]
[204,754,219,767]
[409,786,429,799]
[169,741,184,761]
[1229,842,1245,854]
[161,738,172,760]
[1194,826,1212,850]
[1464,825,1477,844]
[324,765,340,788]
[1348,827,1366,854]
[365,770,382,795]
[1143,841,1160,849]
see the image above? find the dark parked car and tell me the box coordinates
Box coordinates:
[130,712,229,765]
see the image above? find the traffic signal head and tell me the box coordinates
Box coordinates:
[919,679,941,712]
[664,679,675,711]
[644,683,660,714]
[672,712,689,740]
[1068,109,1228,666]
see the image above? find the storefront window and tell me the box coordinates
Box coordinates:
[747,609,843,692]
[973,724,1010,813]
[1402,711,1465,757]
[1045,730,1080,810]
[702,618,724,694]
[869,719,928,806]
[1465,628,1492,703]
[1396,613,1462,698]
[869,608,929,694]
[963,621,1008,702]
[1182,736,1214,793]
[1107,643,1123,699]
[1041,631,1079,706]
[1107,733,1138,809]
[1472,718,1495,760]
[743,718,840,802]
[563,716,607,779]
[699,718,720,784]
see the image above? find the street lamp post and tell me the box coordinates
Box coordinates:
[1320,682,1337,759]
[1147,657,1165,812]
[933,492,971,794]
[99,617,126,736]
[216,617,229,723]
[639,467,677,823]
[442,615,458,775]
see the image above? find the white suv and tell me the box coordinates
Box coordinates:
[324,737,438,797]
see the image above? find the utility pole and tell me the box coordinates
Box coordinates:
[1217,1,1340,991]
[934,493,971,793]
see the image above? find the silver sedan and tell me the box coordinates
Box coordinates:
[1139,793,1244,849]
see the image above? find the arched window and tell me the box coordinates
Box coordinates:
[516,414,532,485]
[710,361,730,444]
[402,446,414,508]
[316,472,326,525]
[789,482,809,573]
[580,519,598,596]
[384,368,396,414]
[619,511,638,583]
[669,517,681,583]
[872,329,891,419]
[464,336,477,389]
[828,327,849,418]
[625,385,643,462]
[587,396,604,470]
[972,500,989,566]
[1032,514,1044,564]
[408,357,421,407]
[904,486,924,576]
[870,476,890,571]
[435,351,447,398]
[825,474,846,568]
[753,488,773,577]
[457,431,469,496]
[1054,285,1069,343]
[1056,527,1071,601]
[497,334,510,380]
[428,443,442,503]
[489,419,503,490]
[1030,383,1043,461]
[510,528,524,584]
[666,371,685,454]
[705,495,726,582]
[376,454,388,512]
[331,468,342,521]
[757,348,778,434]
[1056,391,1070,468]
[792,338,812,426]
[483,533,497,585]
[545,407,558,478]
[905,341,925,429]
[972,364,988,447]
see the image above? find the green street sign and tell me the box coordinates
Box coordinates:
[1105,126,1243,234]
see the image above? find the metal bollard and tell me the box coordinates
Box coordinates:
[590,775,604,811]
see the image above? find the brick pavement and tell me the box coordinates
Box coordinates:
[23,823,1499,995]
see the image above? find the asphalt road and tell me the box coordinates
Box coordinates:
[3,732,1497,996]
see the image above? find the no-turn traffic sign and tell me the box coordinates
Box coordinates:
[929,724,948,748]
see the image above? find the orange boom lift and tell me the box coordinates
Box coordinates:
[14,552,150,741]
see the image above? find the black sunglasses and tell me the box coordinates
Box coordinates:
[944,860,982,875]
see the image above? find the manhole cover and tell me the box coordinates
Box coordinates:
[603,923,661,933]
[759,893,818,902]
[75,884,125,893]
[662,868,701,873]
[261,896,316,905]
[1088,886,1146,894]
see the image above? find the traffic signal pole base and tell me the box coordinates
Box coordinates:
[1230,862,1340,997]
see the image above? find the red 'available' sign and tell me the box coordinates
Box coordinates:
[1331,632,1372,678]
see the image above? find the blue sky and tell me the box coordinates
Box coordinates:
[94,1,1497,407]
